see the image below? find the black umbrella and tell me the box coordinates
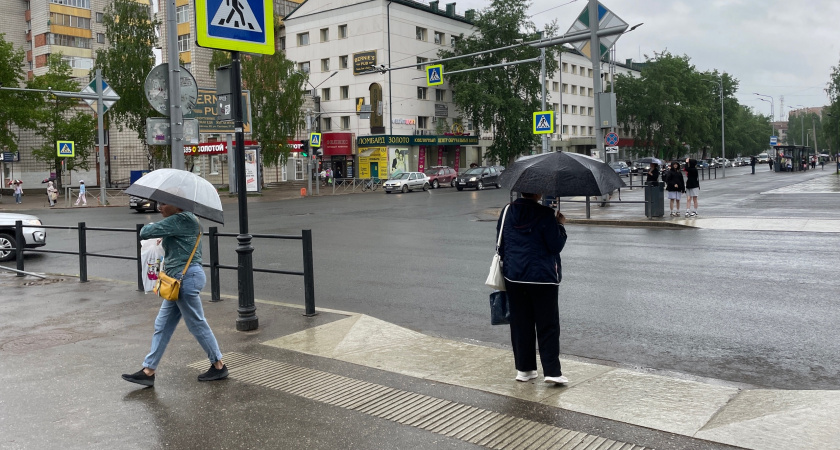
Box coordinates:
[499,152,627,197]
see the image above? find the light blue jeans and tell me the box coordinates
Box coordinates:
[143,265,222,370]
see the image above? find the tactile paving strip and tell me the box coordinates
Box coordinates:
[189,353,649,450]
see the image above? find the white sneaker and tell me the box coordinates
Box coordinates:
[515,370,538,382]
[544,375,569,385]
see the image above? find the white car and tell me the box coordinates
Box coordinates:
[717,158,732,168]
[383,172,430,193]
[0,213,47,261]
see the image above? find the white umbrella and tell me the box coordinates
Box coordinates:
[125,169,224,224]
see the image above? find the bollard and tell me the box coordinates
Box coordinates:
[78,222,88,282]
[585,197,591,219]
[302,229,317,317]
[135,224,144,291]
[209,227,221,302]
[15,220,24,276]
[300,187,306,197]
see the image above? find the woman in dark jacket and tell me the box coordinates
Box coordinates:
[496,193,568,384]
[646,163,660,185]
[684,158,700,217]
[663,162,686,217]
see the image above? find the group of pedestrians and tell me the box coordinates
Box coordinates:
[649,160,701,218]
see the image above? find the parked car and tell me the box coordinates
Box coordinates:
[609,161,630,176]
[383,172,430,193]
[696,160,710,170]
[0,213,47,262]
[129,196,159,213]
[455,166,501,191]
[704,159,720,168]
[424,166,457,189]
[717,158,732,168]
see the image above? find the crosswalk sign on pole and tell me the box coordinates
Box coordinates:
[195,0,275,55]
[533,111,554,134]
[310,132,321,148]
[56,140,75,157]
[426,65,443,86]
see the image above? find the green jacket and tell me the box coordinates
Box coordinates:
[140,212,202,277]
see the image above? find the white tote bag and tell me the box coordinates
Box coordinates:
[485,205,509,291]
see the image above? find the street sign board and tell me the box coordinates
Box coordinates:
[81,79,119,113]
[146,118,200,145]
[144,64,199,117]
[195,0,275,55]
[359,105,371,120]
[426,65,443,86]
[56,141,75,157]
[310,132,322,148]
[605,146,619,154]
[533,111,554,134]
[770,136,778,146]
[565,2,628,59]
[605,132,619,146]
[2,152,18,162]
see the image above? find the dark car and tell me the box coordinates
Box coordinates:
[695,160,710,170]
[455,166,501,191]
[129,196,158,213]
[424,166,457,189]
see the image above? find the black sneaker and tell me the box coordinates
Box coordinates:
[122,369,155,387]
[198,364,228,382]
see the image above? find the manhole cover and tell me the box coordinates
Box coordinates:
[22,278,65,286]
[1,332,74,353]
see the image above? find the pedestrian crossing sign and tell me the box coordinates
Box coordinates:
[195,0,275,55]
[56,140,75,157]
[426,65,443,86]
[310,132,321,148]
[533,111,554,134]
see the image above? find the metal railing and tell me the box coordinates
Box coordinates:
[322,177,381,194]
[5,220,317,315]
[63,187,131,207]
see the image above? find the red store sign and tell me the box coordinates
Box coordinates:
[185,140,303,155]
[321,132,354,156]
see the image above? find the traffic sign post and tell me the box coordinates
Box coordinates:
[533,111,554,134]
[56,141,75,157]
[770,136,778,146]
[195,0,275,55]
[426,65,443,86]
[310,132,322,147]
[605,132,619,146]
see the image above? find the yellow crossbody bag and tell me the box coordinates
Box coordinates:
[154,233,201,301]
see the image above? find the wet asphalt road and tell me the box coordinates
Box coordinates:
[11,171,840,390]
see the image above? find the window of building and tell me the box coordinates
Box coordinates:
[96,33,104,44]
[50,13,91,29]
[587,68,593,77]
[562,83,568,93]
[562,63,568,72]
[298,61,310,73]
[297,32,309,46]
[49,33,92,49]
[435,89,445,101]
[340,85,349,99]
[341,116,350,129]
[418,116,429,129]
[61,55,93,69]
[417,87,428,100]
[279,36,285,50]
[338,24,347,39]
[95,12,103,23]
[434,31,444,45]
[177,34,190,52]
[320,28,329,42]
[553,102,559,112]
[552,81,559,92]
[588,126,594,135]
[339,55,348,69]
[416,27,427,41]
[450,36,458,47]
[571,85,578,95]
[50,0,90,9]
[588,88,593,97]
[571,105,577,114]
[323,117,331,131]
[562,125,569,134]
[571,125,577,135]
[571,65,577,75]
[321,87,331,101]
[562,104,569,114]
[416,56,428,70]
[588,107,594,116]
[321,58,329,71]
[176,5,189,23]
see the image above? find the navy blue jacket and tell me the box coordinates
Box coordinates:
[496,199,567,284]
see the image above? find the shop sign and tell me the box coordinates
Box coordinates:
[392,118,416,125]
[322,132,354,155]
[434,104,448,117]
[191,88,252,134]
[353,51,377,75]
[357,134,478,147]
[184,140,300,155]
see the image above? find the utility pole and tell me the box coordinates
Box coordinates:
[164,0,184,169]
[589,0,606,162]
[540,45,548,154]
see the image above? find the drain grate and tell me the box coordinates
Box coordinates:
[190,353,649,449]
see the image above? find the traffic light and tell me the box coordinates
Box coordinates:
[300,141,309,157]
[315,147,323,156]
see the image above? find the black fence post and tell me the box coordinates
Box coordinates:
[585,197,591,219]
[78,222,88,283]
[209,227,221,302]
[302,229,317,316]
[15,220,24,276]
[136,224,144,291]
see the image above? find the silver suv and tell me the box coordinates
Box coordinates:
[383,172,430,193]
[0,213,47,261]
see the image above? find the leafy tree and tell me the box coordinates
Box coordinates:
[209,50,307,167]
[0,33,38,152]
[438,0,559,165]
[787,111,825,149]
[27,55,96,189]
[92,0,159,166]
[825,58,840,152]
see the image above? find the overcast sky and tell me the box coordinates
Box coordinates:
[453,0,839,121]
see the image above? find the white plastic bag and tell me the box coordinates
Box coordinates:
[140,239,165,293]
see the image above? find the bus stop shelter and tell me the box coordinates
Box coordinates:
[773,145,814,172]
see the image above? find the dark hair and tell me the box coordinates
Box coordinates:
[521,192,541,199]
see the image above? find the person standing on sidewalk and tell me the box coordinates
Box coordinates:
[663,162,685,217]
[768,157,774,171]
[646,163,660,185]
[684,159,700,217]
[74,180,87,206]
[496,193,568,385]
[13,182,23,204]
[122,202,227,387]
[46,181,58,207]
[750,156,757,174]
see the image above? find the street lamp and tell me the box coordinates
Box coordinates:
[754,93,774,122]
[757,97,774,136]
[704,77,725,177]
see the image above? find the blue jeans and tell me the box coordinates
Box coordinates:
[143,265,222,370]
[14,193,21,203]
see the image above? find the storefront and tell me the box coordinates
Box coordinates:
[356,134,479,178]
[319,132,355,179]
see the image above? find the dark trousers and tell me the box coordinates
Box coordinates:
[505,280,561,376]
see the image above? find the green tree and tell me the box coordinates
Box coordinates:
[92,0,159,166]
[437,0,559,165]
[787,111,825,149]
[825,58,840,152]
[0,33,38,153]
[27,55,96,189]
[209,50,307,168]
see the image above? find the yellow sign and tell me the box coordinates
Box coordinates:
[195,0,275,55]
[358,148,389,179]
[426,65,443,86]
[56,140,75,157]
[533,111,554,134]
[310,132,321,147]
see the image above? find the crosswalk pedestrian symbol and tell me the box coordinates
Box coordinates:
[426,65,443,86]
[310,132,321,148]
[56,140,75,157]
[196,0,274,55]
[533,111,554,134]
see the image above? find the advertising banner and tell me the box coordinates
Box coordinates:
[245,149,259,192]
